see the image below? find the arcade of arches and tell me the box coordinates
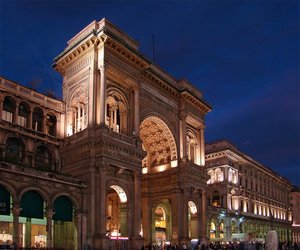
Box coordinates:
[207,216,291,243]
[0,185,77,248]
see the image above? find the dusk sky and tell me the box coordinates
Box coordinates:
[0,1,299,186]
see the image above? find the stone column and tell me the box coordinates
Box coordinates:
[200,190,208,244]
[141,194,151,244]
[99,166,107,236]
[0,95,3,119]
[75,212,82,250]
[89,166,96,236]
[28,107,33,130]
[199,127,205,166]
[81,212,88,246]
[134,172,142,238]
[133,86,140,136]
[46,209,54,248]
[181,187,189,241]
[99,65,107,125]
[179,111,187,160]
[14,101,19,124]
[25,218,31,247]
[89,47,97,127]
[120,204,129,237]
[42,113,47,134]
[197,193,202,240]
[171,191,181,245]
[12,205,21,248]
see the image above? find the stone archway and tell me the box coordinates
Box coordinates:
[188,201,198,239]
[106,185,129,238]
[140,116,178,174]
[152,200,172,246]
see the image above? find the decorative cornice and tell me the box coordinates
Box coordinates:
[180,90,212,114]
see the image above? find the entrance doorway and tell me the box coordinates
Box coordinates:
[154,206,167,245]
[106,185,128,239]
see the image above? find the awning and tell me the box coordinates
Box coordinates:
[20,191,44,219]
[0,185,10,215]
[53,196,73,222]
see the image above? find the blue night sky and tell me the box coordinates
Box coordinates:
[0,1,299,186]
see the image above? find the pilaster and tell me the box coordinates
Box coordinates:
[12,205,21,248]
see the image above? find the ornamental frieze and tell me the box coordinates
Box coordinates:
[65,69,90,89]
[106,50,139,78]
[150,176,171,188]
[65,55,93,78]
[141,83,177,109]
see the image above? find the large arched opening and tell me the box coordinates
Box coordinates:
[188,201,198,239]
[106,185,128,239]
[140,116,178,174]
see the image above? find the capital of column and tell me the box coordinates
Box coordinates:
[132,84,140,92]
[99,164,108,174]
[197,125,206,131]
[99,64,108,71]
[12,205,21,216]
[179,111,187,120]
[46,209,55,219]
[134,171,143,180]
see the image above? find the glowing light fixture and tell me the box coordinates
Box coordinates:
[171,160,178,168]
[157,164,167,172]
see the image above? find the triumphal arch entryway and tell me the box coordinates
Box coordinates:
[53,18,211,249]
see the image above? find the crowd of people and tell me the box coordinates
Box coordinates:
[141,241,300,250]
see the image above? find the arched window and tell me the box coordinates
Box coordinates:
[5,137,25,163]
[187,133,196,163]
[67,89,87,136]
[32,107,43,132]
[18,102,29,127]
[210,221,216,239]
[207,169,215,184]
[2,96,15,122]
[215,168,224,182]
[106,90,128,134]
[46,113,56,136]
[35,145,52,170]
[220,221,225,238]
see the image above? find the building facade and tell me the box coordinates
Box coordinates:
[0,19,296,250]
[205,140,293,243]
[291,186,300,243]
[0,77,86,249]
[0,18,211,249]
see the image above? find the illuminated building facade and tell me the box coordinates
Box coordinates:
[291,186,300,243]
[205,140,293,243]
[0,18,211,249]
[0,77,85,249]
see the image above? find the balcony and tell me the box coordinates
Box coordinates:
[0,120,60,144]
